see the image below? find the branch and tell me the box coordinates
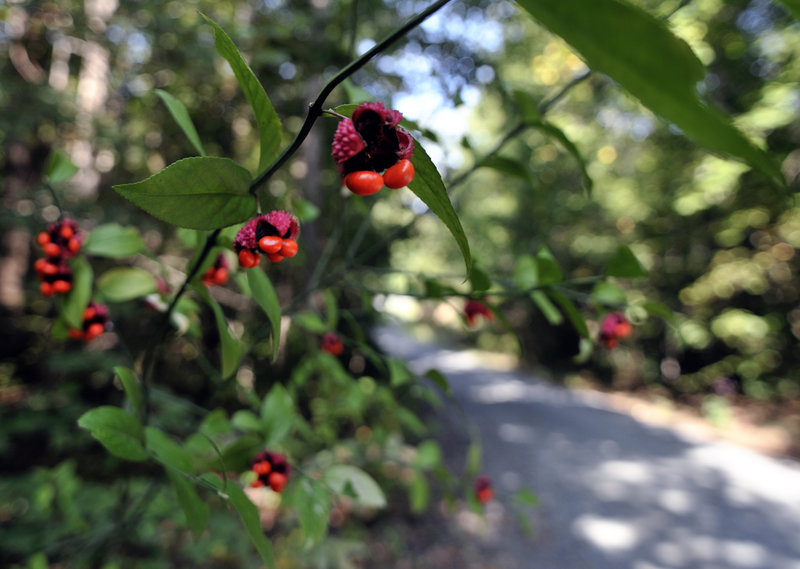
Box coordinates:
[249,0,453,195]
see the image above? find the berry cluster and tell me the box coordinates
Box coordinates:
[599,312,633,349]
[474,474,493,505]
[202,254,229,286]
[332,102,415,196]
[320,332,344,356]
[249,450,291,493]
[234,211,300,269]
[34,219,83,296]
[464,299,492,326]
[68,301,110,342]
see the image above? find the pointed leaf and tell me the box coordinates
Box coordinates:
[531,290,563,325]
[201,15,282,172]
[424,368,451,395]
[145,427,194,473]
[84,223,145,258]
[514,254,539,289]
[592,280,627,306]
[247,269,282,361]
[605,245,648,278]
[409,471,430,513]
[97,267,157,302]
[414,441,442,470]
[291,478,331,548]
[113,157,256,230]
[469,266,492,292]
[57,255,92,329]
[114,366,143,419]
[533,121,593,194]
[324,465,386,509]
[260,384,294,446]
[407,140,472,275]
[536,246,563,285]
[77,406,147,461]
[155,89,206,156]
[513,89,542,124]
[201,474,275,569]
[231,410,262,432]
[167,470,210,539]
[515,0,782,183]
[548,289,589,338]
[46,150,79,184]
[196,286,240,379]
[478,155,533,182]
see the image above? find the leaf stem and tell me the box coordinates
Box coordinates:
[249,0,454,196]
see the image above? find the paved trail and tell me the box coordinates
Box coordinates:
[374,324,800,569]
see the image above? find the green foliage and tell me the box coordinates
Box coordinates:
[57,256,93,329]
[324,465,387,509]
[45,150,79,184]
[83,224,146,258]
[155,89,207,157]
[97,267,157,302]
[77,406,148,462]
[246,268,282,362]
[515,0,782,183]
[113,157,257,230]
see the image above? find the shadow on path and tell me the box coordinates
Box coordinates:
[374,323,800,569]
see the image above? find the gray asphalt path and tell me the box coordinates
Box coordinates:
[374,324,800,569]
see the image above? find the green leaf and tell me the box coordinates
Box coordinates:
[201,474,275,569]
[536,246,563,285]
[292,311,328,334]
[231,410,262,432]
[145,427,194,473]
[45,150,78,184]
[515,0,782,184]
[260,385,294,446]
[514,254,539,289]
[292,478,331,548]
[414,441,442,470]
[201,14,282,172]
[83,223,145,258]
[324,465,386,509]
[592,281,627,306]
[424,369,451,395]
[548,290,590,338]
[97,267,156,302]
[513,89,542,124]
[196,287,240,379]
[642,299,673,319]
[478,155,533,183]
[167,470,210,539]
[531,290,563,325]
[155,89,206,156]
[247,269,282,362]
[775,0,800,22]
[513,488,539,506]
[388,358,412,387]
[114,366,143,419]
[113,157,256,230]
[57,255,92,329]
[409,471,430,514]
[469,266,492,292]
[466,442,481,477]
[605,245,648,278]
[407,140,472,276]
[77,406,147,461]
[533,121,593,194]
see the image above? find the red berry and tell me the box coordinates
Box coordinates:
[67,238,81,254]
[43,243,61,258]
[37,232,50,246]
[251,479,265,488]
[383,159,415,189]
[344,171,384,196]
[238,249,260,269]
[41,262,58,276]
[83,306,97,321]
[615,320,633,339]
[280,239,298,258]
[267,253,284,263]
[477,487,494,504]
[52,280,71,294]
[253,461,272,476]
[214,267,229,285]
[59,225,74,240]
[86,322,105,340]
[68,329,84,340]
[258,236,283,255]
[40,282,54,297]
[268,472,287,493]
